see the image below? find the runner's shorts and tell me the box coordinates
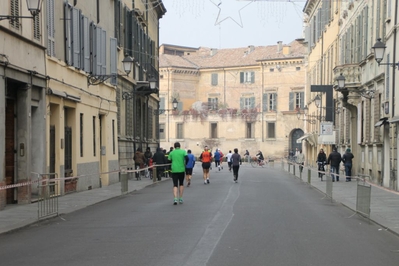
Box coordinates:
[202,162,211,169]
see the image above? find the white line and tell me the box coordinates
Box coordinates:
[183,183,240,266]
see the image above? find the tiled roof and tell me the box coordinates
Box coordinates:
[159,40,306,69]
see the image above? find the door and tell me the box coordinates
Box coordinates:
[5,99,16,204]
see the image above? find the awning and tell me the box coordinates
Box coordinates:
[318,131,336,145]
[375,117,389,127]
[296,134,311,143]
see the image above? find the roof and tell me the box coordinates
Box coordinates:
[159,40,306,69]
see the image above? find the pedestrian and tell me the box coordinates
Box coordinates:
[296,149,305,173]
[231,148,242,183]
[144,147,153,165]
[214,149,221,171]
[165,147,174,177]
[200,146,212,184]
[244,150,250,162]
[185,149,195,187]
[342,148,354,182]
[226,150,233,172]
[219,149,224,170]
[327,147,342,182]
[133,148,146,180]
[316,148,327,180]
[168,142,187,205]
[152,147,166,181]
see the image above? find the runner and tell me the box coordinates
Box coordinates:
[231,148,242,183]
[226,150,233,172]
[185,149,195,187]
[214,149,221,171]
[219,149,224,170]
[200,146,212,184]
[168,142,187,205]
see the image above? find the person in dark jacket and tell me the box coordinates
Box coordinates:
[342,148,354,182]
[144,147,153,165]
[133,148,146,180]
[316,148,327,180]
[153,147,166,181]
[327,147,342,182]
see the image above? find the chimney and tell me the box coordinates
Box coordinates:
[277,41,283,53]
[210,48,218,56]
[283,46,291,55]
[248,45,255,53]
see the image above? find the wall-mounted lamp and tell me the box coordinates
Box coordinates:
[335,73,375,99]
[88,54,134,86]
[154,98,178,115]
[122,75,159,100]
[314,94,321,108]
[372,38,399,69]
[0,0,42,20]
[296,106,316,124]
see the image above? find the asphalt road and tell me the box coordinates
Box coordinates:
[1,164,399,266]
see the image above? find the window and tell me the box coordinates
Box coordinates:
[159,123,165,139]
[208,98,218,110]
[211,73,218,86]
[246,123,254,138]
[240,71,255,83]
[10,0,20,29]
[267,122,276,138]
[269,68,274,72]
[289,92,304,110]
[93,116,96,156]
[177,123,184,139]
[80,113,83,157]
[240,97,255,110]
[296,67,301,71]
[210,123,218,138]
[263,93,277,112]
[33,12,41,41]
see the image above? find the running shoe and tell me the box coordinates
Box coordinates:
[187,181,190,187]
[173,198,178,205]
[179,198,183,204]
[204,181,207,184]
[207,179,210,184]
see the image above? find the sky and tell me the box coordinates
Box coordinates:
[159,0,306,49]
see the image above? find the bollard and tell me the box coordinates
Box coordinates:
[307,168,311,184]
[153,167,157,183]
[288,163,290,172]
[300,167,302,180]
[293,164,296,176]
[121,168,128,194]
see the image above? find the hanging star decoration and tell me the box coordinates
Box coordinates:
[210,0,254,28]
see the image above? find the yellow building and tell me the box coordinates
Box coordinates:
[159,41,307,158]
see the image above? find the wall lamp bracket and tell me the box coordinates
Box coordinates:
[0,0,42,21]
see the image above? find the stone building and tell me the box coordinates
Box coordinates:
[158,40,307,158]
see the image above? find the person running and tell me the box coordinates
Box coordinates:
[200,146,212,184]
[231,148,242,183]
[226,150,233,172]
[219,150,224,170]
[214,149,221,171]
[168,142,187,205]
[185,149,195,187]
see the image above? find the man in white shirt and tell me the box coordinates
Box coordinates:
[226,150,233,172]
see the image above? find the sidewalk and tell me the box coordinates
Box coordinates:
[279,161,399,236]
[0,176,164,235]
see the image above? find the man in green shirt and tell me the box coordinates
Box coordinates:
[168,142,187,205]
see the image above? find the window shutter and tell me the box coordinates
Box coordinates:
[72,8,81,69]
[208,98,211,109]
[101,29,107,75]
[240,98,244,110]
[160,97,165,110]
[289,92,294,111]
[263,93,268,111]
[273,93,278,111]
[110,38,117,85]
[47,0,55,57]
[177,102,183,111]
[240,72,244,83]
[250,97,255,109]
[211,73,218,85]
[82,16,90,72]
[95,26,102,75]
[300,92,304,108]
[64,3,72,65]
[251,72,255,83]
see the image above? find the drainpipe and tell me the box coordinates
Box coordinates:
[391,0,398,188]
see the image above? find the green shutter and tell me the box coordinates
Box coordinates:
[300,92,304,109]
[263,94,268,111]
[251,72,255,83]
[273,93,278,111]
[250,97,255,109]
[240,98,244,110]
[240,72,244,83]
[289,92,294,111]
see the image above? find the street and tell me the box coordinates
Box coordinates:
[1,164,399,266]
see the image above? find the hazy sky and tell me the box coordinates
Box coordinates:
[159,0,306,49]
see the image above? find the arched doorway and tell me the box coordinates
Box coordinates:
[290,129,304,154]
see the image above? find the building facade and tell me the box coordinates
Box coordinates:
[0,0,165,209]
[159,41,307,158]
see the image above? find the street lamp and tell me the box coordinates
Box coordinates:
[335,73,375,99]
[155,98,178,115]
[297,106,316,124]
[88,54,134,86]
[0,0,42,20]
[372,38,399,69]
[314,94,321,108]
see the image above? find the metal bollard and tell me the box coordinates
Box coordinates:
[121,168,128,194]
[307,168,311,184]
[293,164,296,176]
[153,167,157,183]
[288,163,290,172]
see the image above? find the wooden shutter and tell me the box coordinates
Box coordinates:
[262,93,268,111]
[273,93,278,111]
[240,72,244,83]
[110,38,118,85]
[101,29,107,75]
[250,97,255,109]
[240,98,244,109]
[160,97,165,110]
[289,92,294,111]
[300,92,304,108]
[82,16,90,72]
[64,3,72,65]
[47,0,55,56]
[72,8,81,69]
[251,72,255,83]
